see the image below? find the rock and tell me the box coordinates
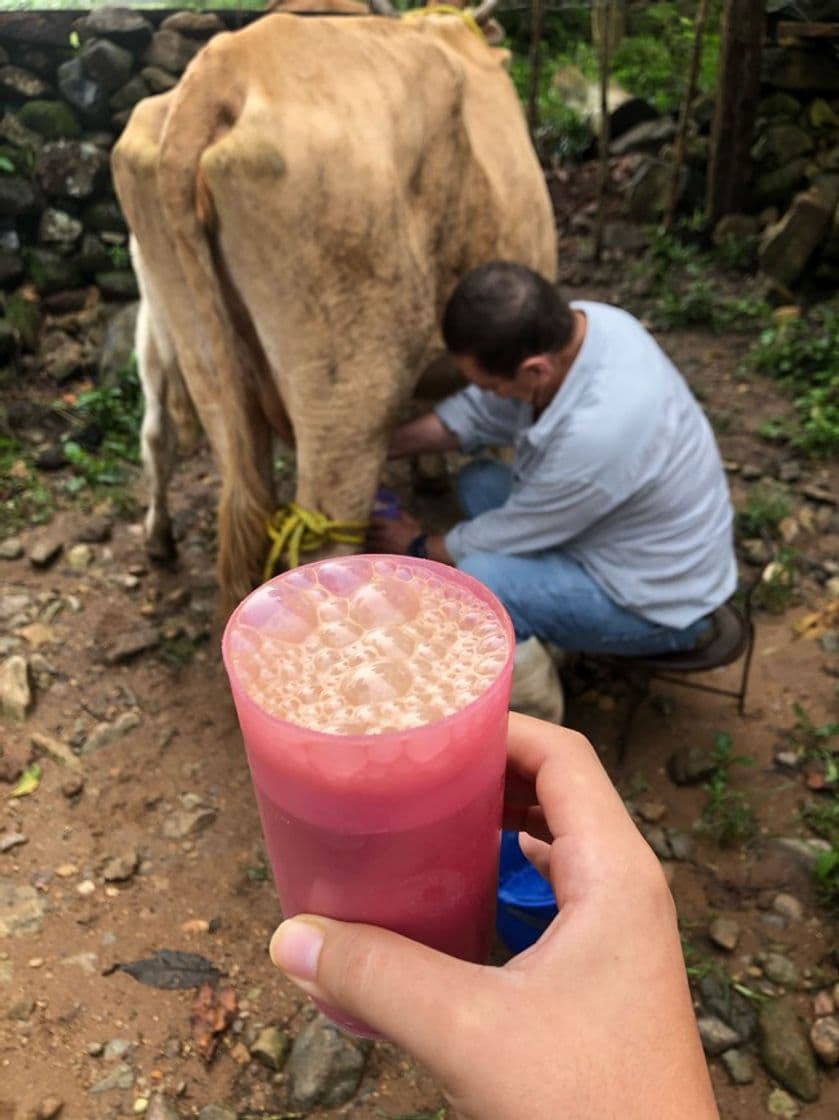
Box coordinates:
[752,123,814,167]
[698,972,757,1042]
[82,711,141,754]
[667,745,717,785]
[759,179,839,288]
[813,991,835,1017]
[0,64,51,100]
[99,303,138,383]
[0,252,23,289]
[0,832,27,853]
[810,1016,839,1066]
[758,998,820,1102]
[624,157,673,222]
[18,101,80,143]
[0,878,45,936]
[102,847,139,883]
[773,893,804,921]
[286,1015,370,1110]
[77,8,154,51]
[762,46,839,93]
[721,1048,754,1085]
[250,1025,290,1070]
[83,198,128,234]
[140,66,178,95]
[90,1062,135,1093]
[103,628,159,665]
[713,213,760,247]
[197,1108,235,1120]
[26,250,83,297]
[610,117,676,157]
[767,1088,800,1118]
[79,232,113,276]
[61,774,84,798]
[38,207,83,247]
[95,269,139,301]
[0,655,32,720]
[146,1095,181,1120]
[0,591,31,622]
[76,515,112,544]
[697,1014,741,1056]
[36,139,109,199]
[80,38,134,92]
[5,293,42,350]
[103,1038,132,1060]
[666,830,692,861]
[143,30,201,77]
[772,836,832,872]
[30,731,81,771]
[55,58,110,126]
[762,952,801,989]
[0,538,23,560]
[159,11,225,37]
[709,916,740,951]
[0,174,39,217]
[27,534,63,568]
[637,800,667,823]
[110,75,150,114]
[642,825,671,860]
[162,805,217,840]
[34,1098,63,1119]
[66,543,94,571]
[754,158,810,207]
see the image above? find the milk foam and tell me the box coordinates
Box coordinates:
[229,558,509,734]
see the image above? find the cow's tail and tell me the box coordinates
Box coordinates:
[156,34,276,613]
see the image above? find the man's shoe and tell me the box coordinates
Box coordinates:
[510,636,565,724]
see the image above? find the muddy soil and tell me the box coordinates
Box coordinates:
[0,261,837,1120]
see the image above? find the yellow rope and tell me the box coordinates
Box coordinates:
[264,502,368,580]
[403,4,484,38]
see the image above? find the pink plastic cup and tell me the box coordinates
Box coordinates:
[221,555,514,1037]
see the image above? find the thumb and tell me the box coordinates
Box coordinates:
[270,915,486,1064]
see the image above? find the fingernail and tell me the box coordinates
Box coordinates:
[270,917,324,982]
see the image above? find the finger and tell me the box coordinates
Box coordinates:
[517,831,552,879]
[270,916,488,1072]
[506,715,648,902]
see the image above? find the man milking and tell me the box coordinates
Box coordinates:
[368,261,737,722]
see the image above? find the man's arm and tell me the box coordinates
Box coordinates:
[388,412,460,459]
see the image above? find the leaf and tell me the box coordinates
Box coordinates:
[9,764,42,799]
[191,981,237,1063]
[107,949,222,989]
[0,155,14,174]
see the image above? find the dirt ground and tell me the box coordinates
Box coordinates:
[1,253,838,1120]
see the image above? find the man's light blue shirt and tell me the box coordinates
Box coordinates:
[434,301,738,629]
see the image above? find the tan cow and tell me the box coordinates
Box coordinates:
[112,11,556,613]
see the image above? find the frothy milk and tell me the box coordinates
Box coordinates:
[227,556,509,734]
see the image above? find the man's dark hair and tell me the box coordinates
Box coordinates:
[442,261,575,378]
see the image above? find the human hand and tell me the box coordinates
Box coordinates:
[270,715,718,1120]
[365,509,422,555]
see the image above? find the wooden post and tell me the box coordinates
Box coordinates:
[663,0,712,230]
[593,0,613,264]
[705,0,765,226]
[526,0,545,134]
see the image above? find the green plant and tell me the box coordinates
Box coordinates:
[109,244,130,269]
[735,481,792,539]
[0,435,55,536]
[508,54,593,162]
[814,848,839,916]
[0,155,14,174]
[701,731,757,848]
[57,362,143,498]
[791,701,839,789]
[744,305,839,457]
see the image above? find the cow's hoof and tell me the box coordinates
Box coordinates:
[146,525,177,564]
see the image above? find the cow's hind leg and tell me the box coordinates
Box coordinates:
[136,298,179,563]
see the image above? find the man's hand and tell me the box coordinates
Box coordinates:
[366,510,422,554]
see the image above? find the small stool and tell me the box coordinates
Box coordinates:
[609,600,756,760]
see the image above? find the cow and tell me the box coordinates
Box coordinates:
[111,9,556,614]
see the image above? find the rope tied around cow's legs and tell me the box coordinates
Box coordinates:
[264,502,368,579]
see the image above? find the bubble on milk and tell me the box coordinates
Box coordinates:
[229,561,509,734]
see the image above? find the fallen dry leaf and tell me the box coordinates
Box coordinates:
[792,600,839,640]
[191,982,237,1064]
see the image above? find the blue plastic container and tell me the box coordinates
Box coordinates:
[496,830,558,954]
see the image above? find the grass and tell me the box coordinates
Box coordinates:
[0,435,55,536]
[735,481,792,539]
[786,704,839,916]
[701,731,758,849]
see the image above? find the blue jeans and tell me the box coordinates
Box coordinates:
[455,459,711,656]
